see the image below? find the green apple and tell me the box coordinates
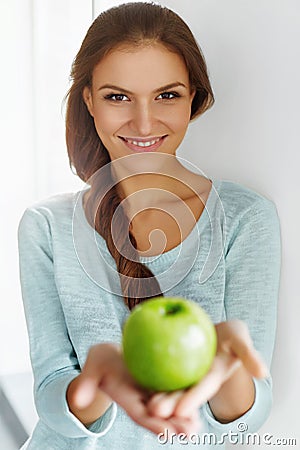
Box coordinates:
[122,296,217,392]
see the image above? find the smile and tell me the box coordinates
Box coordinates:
[124,137,160,147]
[118,135,167,152]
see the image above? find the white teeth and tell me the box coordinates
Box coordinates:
[125,137,161,147]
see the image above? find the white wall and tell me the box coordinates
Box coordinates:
[1,0,299,447]
[0,0,35,375]
[0,0,90,375]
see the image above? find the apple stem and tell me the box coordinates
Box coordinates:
[165,304,182,315]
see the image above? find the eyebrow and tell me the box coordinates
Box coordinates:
[97,82,187,95]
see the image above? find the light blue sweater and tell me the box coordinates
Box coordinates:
[18,179,281,450]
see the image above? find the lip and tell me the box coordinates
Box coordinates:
[118,135,167,152]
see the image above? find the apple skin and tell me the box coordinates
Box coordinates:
[122,296,217,392]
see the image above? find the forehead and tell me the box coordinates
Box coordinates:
[92,43,190,90]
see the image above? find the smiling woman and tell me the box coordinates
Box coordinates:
[17,2,281,450]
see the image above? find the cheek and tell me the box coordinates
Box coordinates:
[166,105,191,132]
[93,107,124,135]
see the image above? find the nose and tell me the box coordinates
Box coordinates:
[130,101,155,136]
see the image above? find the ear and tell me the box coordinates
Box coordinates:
[190,88,196,102]
[189,89,197,121]
[83,86,94,117]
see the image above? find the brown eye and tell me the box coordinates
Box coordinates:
[157,91,180,100]
[104,93,129,102]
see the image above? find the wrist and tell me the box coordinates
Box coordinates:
[208,365,255,423]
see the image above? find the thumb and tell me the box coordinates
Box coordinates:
[73,375,98,409]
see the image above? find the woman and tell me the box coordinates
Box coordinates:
[18,2,281,449]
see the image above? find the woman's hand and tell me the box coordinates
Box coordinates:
[68,343,201,437]
[70,320,267,436]
[147,320,269,421]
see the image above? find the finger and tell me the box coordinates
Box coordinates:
[109,384,191,437]
[227,338,269,378]
[75,347,115,408]
[169,409,202,437]
[174,352,241,417]
[138,415,178,437]
[219,321,269,378]
[102,375,148,410]
[124,400,178,436]
[252,349,270,378]
[147,390,185,418]
[139,409,201,439]
[74,376,98,409]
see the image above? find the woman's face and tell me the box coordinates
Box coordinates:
[83,43,195,162]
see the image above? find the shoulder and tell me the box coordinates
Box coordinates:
[213,180,280,252]
[215,179,279,221]
[18,191,80,237]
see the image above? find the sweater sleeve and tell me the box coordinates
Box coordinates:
[17,207,117,438]
[202,196,281,437]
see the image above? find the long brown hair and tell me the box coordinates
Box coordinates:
[65,2,214,310]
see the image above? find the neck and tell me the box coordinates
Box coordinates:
[110,153,200,212]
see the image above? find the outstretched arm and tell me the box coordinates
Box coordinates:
[147,197,281,429]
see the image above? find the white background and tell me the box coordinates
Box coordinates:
[0,0,299,448]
